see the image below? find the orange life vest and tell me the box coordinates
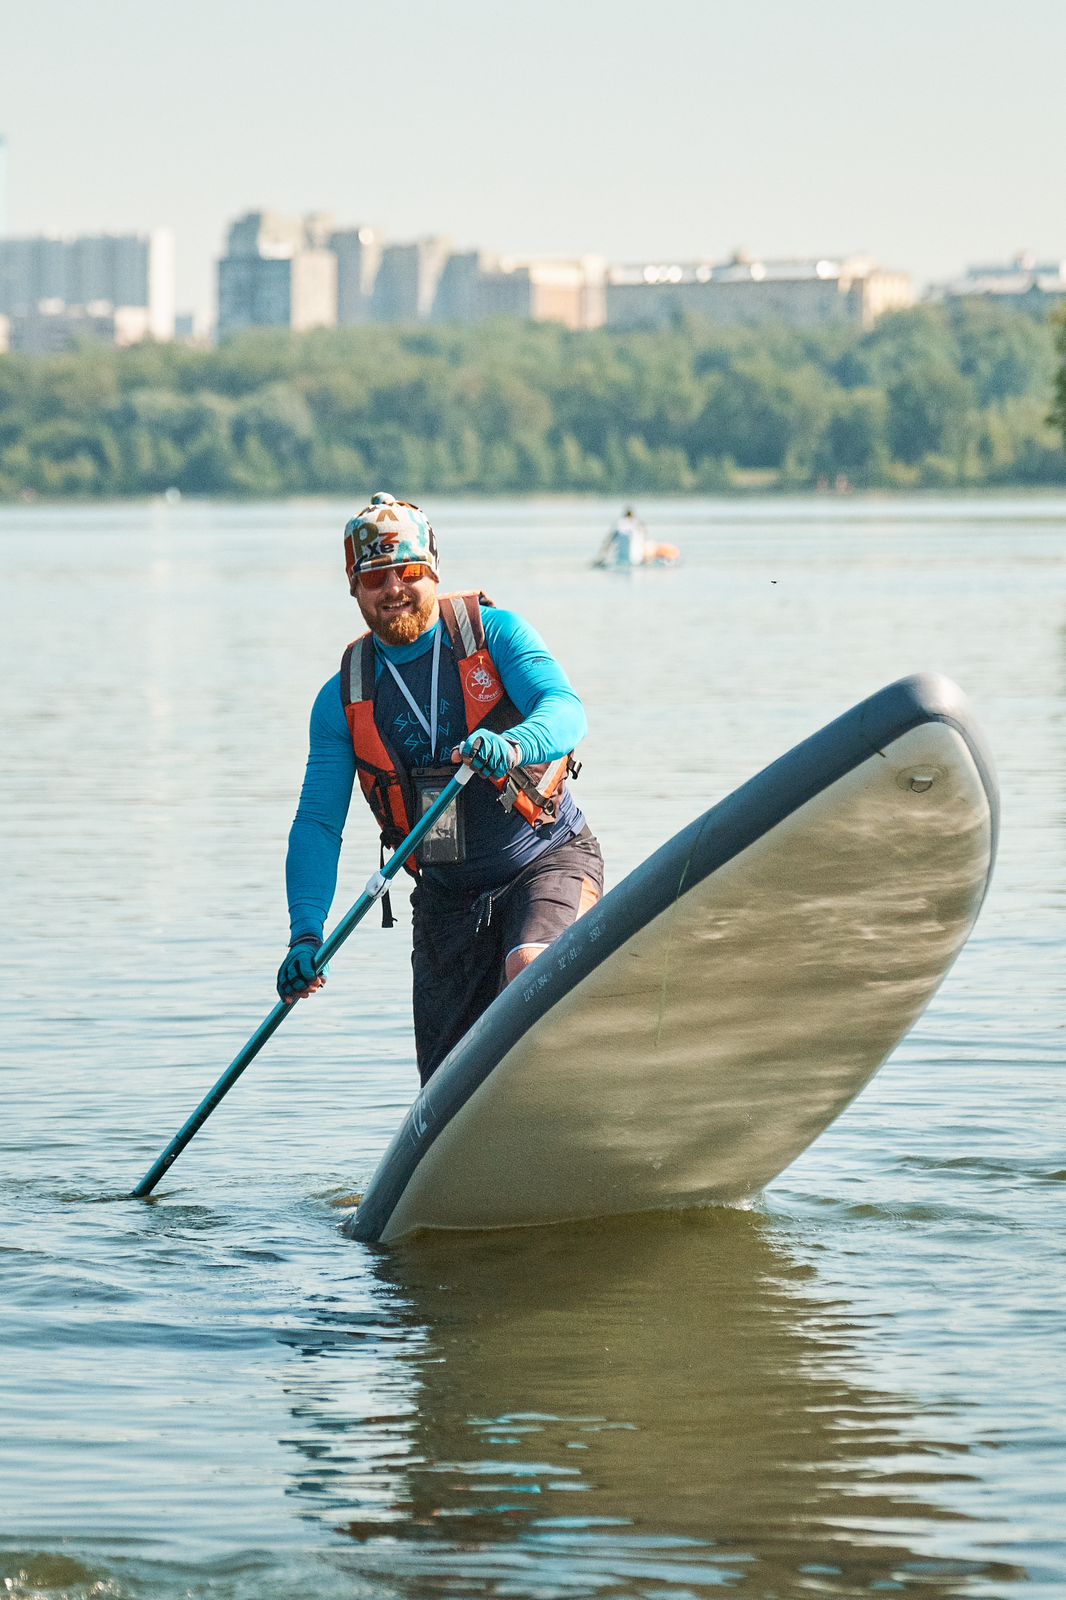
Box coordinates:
[340,592,575,869]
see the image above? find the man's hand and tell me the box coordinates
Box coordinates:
[277,936,327,1005]
[452,730,521,780]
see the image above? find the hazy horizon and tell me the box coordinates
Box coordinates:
[2,0,1063,321]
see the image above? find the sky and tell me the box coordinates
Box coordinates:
[2,0,1063,321]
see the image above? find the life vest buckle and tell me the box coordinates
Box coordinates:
[498,768,560,825]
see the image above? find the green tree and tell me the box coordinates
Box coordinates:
[1050,309,1066,451]
[885,362,973,465]
[0,306,1061,499]
[232,384,315,490]
[953,302,1055,404]
[694,360,830,472]
[817,389,889,480]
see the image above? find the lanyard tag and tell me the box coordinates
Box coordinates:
[412,767,467,864]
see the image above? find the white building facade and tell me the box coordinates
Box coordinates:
[606,254,913,331]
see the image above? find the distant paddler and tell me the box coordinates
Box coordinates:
[593,508,680,569]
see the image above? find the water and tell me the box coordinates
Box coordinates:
[1,495,1064,1599]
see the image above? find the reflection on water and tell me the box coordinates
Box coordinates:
[280,1210,1020,1597]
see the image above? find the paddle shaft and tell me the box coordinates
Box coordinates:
[129,764,476,1198]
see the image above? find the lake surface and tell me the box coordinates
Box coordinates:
[1,494,1064,1599]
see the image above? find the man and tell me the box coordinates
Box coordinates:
[277,492,603,1084]
[594,509,680,569]
[595,507,648,567]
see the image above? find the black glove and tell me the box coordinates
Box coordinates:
[277,935,325,1004]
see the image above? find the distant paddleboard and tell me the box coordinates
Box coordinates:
[346,675,997,1244]
[593,541,681,570]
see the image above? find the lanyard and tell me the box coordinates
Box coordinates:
[382,627,442,760]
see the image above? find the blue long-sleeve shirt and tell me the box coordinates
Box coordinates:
[286,606,588,941]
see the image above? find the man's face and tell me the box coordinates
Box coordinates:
[355,564,439,646]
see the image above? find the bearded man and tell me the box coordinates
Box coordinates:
[277,493,603,1085]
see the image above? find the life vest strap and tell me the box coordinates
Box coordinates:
[443,592,480,657]
[341,591,582,852]
[496,755,577,827]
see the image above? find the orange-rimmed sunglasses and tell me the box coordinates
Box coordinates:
[357,562,434,591]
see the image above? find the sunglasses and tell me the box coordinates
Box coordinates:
[358,562,433,591]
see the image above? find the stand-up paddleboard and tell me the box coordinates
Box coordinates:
[346,674,997,1245]
[593,541,681,570]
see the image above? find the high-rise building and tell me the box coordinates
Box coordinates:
[331,226,384,324]
[216,211,338,337]
[217,255,294,332]
[371,237,451,323]
[431,251,498,322]
[0,228,175,338]
[226,211,307,260]
[0,235,65,307]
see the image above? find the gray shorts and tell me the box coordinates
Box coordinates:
[410,831,604,1084]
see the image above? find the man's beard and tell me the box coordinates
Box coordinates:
[373,592,438,646]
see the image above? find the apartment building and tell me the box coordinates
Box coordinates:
[331,225,385,324]
[369,236,452,323]
[216,212,337,338]
[606,254,914,331]
[933,252,1066,313]
[433,253,605,329]
[0,228,175,340]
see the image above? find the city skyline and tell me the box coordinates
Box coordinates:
[3,200,1063,354]
[2,0,1063,322]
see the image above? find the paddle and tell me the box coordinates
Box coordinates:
[129,763,476,1199]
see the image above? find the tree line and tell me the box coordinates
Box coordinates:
[1,303,1065,499]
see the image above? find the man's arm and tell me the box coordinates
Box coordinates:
[482,608,588,764]
[285,674,357,944]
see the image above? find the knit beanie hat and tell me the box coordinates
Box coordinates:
[343,493,439,593]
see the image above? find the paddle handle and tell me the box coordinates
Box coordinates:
[129,764,475,1198]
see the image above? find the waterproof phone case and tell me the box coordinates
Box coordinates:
[412,767,467,865]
